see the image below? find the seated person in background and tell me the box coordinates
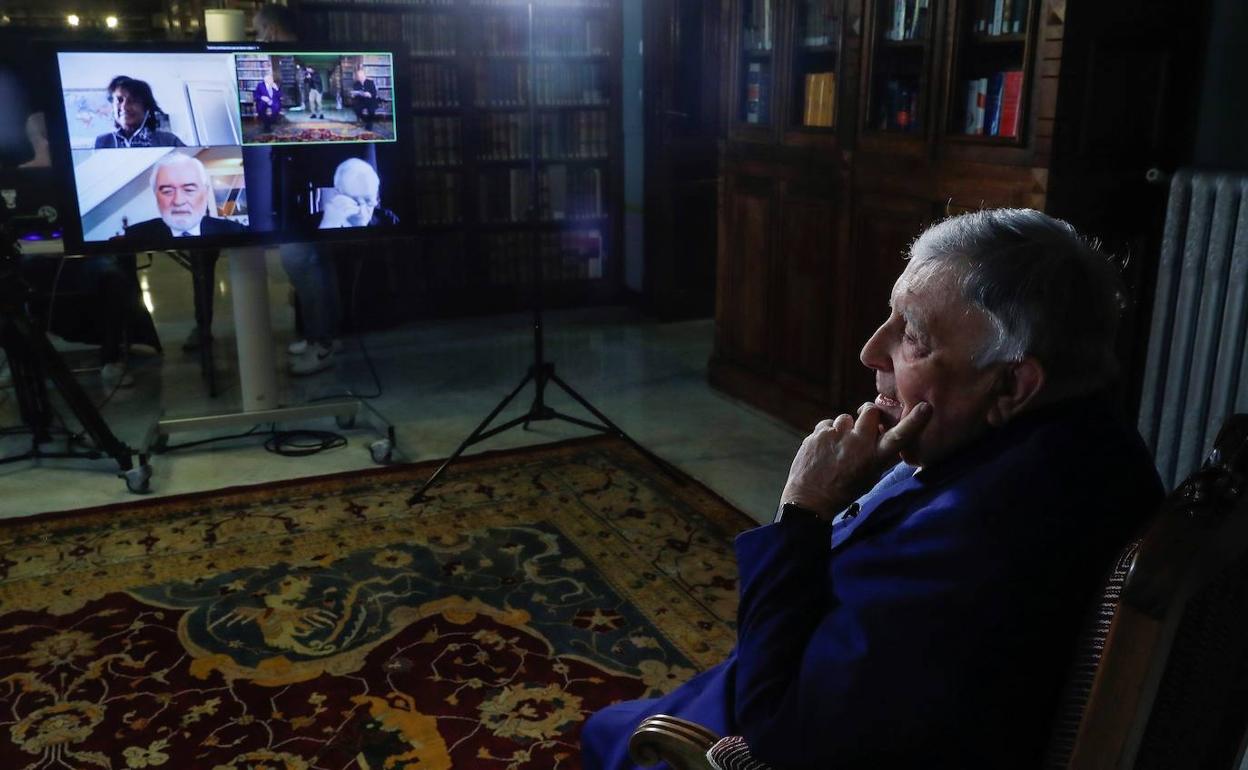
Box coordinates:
[254,71,282,133]
[580,209,1165,770]
[18,254,155,389]
[95,76,185,149]
[122,153,245,240]
[349,67,378,131]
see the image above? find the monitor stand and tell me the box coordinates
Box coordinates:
[146,247,375,450]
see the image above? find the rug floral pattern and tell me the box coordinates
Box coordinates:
[0,438,755,769]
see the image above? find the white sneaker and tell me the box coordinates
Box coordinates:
[289,344,335,376]
[288,338,342,356]
[100,362,136,389]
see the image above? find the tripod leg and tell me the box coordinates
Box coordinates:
[546,370,686,485]
[407,368,536,505]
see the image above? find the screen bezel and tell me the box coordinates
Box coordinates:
[45,40,412,254]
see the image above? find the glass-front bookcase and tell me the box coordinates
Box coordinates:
[863,0,935,135]
[947,0,1032,143]
[737,0,777,126]
[788,0,842,133]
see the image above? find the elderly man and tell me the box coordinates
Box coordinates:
[122,153,245,239]
[349,66,379,131]
[317,157,386,229]
[581,209,1163,770]
[94,76,185,149]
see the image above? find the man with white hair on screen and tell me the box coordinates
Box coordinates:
[121,153,245,239]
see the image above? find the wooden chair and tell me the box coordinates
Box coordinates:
[628,414,1248,770]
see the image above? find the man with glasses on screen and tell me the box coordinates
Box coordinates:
[121,154,244,240]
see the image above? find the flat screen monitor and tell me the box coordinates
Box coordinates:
[45,42,412,253]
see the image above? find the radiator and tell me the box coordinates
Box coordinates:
[1138,169,1248,490]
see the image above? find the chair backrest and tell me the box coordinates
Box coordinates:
[1052,414,1248,769]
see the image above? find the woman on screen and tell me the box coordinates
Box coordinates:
[94,76,185,149]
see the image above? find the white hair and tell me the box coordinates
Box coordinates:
[907,208,1124,396]
[149,152,212,215]
[333,157,379,194]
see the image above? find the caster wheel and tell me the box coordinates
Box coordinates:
[336,413,357,430]
[369,439,393,465]
[124,464,153,494]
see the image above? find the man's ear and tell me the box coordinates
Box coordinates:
[986,356,1045,427]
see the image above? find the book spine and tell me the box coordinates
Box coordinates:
[998,70,1024,138]
[985,71,1004,135]
[973,78,987,134]
[746,62,762,124]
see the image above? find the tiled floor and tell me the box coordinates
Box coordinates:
[0,251,804,522]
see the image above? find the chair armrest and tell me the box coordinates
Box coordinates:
[628,714,721,770]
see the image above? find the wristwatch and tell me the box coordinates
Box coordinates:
[774,501,828,526]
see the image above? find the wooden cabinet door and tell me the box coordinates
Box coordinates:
[844,192,934,403]
[716,170,777,369]
[773,176,841,402]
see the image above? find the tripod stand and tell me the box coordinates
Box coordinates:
[0,216,152,492]
[409,2,679,504]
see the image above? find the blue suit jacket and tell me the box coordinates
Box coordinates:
[581,396,1162,770]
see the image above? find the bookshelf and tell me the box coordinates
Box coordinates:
[711,0,1205,432]
[296,0,622,317]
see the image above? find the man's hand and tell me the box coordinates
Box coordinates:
[779,402,932,519]
[318,194,361,229]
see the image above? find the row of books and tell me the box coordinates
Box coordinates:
[744,61,771,124]
[742,0,774,52]
[971,0,1028,36]
[483,230,605,286]
[469,0,610,8]
[412,63,460,107]
[532,62,608,105]
[477,165,604,223]
[801,72,837,128]
[401,13,457,55]
[413,171,461,224]
[961,70,1023,137]
[884,0,931,41]
[413,116,463,166]
[472,61,607,107]
[798,0,840,47]
[534,17,610,55]
[479,110,610,160]
[877,77,920,132]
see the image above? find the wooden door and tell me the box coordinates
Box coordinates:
[1045,0,1211,415]
[643,0,724,319]
[715,170,776,369]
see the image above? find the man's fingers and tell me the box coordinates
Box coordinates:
[831,414,854,432]
[877,402,932,456]
[852,404,884,437]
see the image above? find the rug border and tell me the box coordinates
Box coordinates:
[3,435,759,535]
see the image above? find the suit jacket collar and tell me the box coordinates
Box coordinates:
[828,393,1111,554]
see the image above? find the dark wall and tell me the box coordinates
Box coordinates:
[1193,0,1248,171]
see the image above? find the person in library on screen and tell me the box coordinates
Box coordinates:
[121,153,244,240]
[254,71,282,134]
[304,66,324,119]
[350,67,379,131]
[95,76,185,149]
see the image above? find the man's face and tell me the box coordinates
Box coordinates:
[111,87,144,132]
[859,263,1006,467]
[154,161,209,233]
[355,69,366,82]
[337,170,379,226]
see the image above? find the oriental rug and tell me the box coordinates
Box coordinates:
[0,436,755,770]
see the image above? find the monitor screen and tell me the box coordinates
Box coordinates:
[45,42,411,253]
